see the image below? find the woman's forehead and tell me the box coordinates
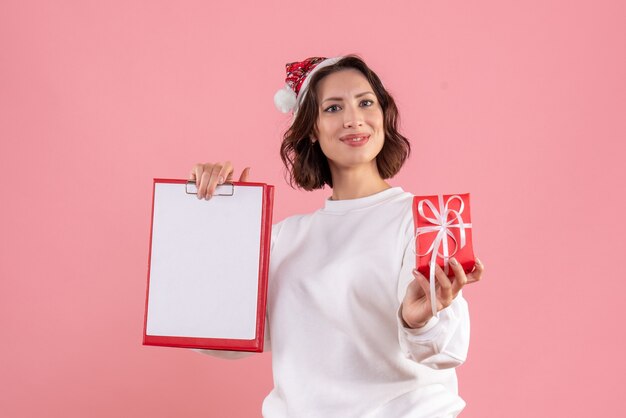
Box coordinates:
[317,69,373,99]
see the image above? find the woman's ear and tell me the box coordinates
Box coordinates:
[310,127,319,143]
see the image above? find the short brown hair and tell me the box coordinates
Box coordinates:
[279,55,411,190]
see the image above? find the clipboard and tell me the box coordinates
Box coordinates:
[143,178,274,352]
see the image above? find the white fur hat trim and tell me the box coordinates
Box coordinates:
[273,83,298,113]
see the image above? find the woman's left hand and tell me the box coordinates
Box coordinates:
[400,257,484,329]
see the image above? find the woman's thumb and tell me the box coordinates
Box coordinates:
[239,167,251,182]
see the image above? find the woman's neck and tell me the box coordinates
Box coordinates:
[329,163,391,201]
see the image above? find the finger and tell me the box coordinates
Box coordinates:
[205,163,225,199]
[213,161,234,191]
[190,163,205,189]
[413,270,431,301]
[434,264,453,304]
[466,257,485,284]
[416,269,445,314]
[198,164,218,200]
[194,164,212,199]
[239,167,251,182]
[403,276,422,304]
[196,164,208,193]
[448,257,468,297]
[189,169,199,197]
[189,164,199,186]
[215,161,233,182]
[466,275,480,284]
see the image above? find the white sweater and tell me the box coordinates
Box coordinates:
[197,187,470,418]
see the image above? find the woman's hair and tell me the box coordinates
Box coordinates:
[279,55,411,190]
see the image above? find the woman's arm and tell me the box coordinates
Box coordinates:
[395,220,483,370]
[188,161,271,360]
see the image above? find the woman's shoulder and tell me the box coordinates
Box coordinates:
[271,211,316,235]
[379,187,415,215]
[385,188,418,242]
[269,211,317,252]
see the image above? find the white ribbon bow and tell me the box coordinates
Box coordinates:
[414,195,472,317]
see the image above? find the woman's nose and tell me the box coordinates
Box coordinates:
[343,107,364,128]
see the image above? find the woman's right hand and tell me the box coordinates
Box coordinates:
[189,162,251,200]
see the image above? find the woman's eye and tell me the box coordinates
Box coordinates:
[324,104,341,113]
[360,99,374,107]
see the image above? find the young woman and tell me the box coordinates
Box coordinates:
[190,55,483,418]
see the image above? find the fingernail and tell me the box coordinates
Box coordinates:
[449,257,458,266]
[475,257,482,266]
[218,176,224,184]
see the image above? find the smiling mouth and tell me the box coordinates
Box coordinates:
[340,134,370,143]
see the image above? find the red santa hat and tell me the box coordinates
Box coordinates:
[273,56,343,114]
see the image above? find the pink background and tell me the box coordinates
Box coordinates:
[2,0,625,416]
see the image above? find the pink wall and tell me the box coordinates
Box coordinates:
[2,0,625,416]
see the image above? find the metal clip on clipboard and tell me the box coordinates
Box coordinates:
[185,180,235,196]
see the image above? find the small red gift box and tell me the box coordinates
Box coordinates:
[413,193,475,281]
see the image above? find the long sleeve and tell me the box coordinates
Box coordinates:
[193,314,270,360]
[395,217,471,370]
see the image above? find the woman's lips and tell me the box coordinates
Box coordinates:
[340,134,370,146]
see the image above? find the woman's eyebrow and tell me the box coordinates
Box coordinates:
[321,91,375,104]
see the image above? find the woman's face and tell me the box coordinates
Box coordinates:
[313,69,384,174]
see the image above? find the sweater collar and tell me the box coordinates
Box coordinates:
[322,187,405,213]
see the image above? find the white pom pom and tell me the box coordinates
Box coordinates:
[273,84,297,113]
